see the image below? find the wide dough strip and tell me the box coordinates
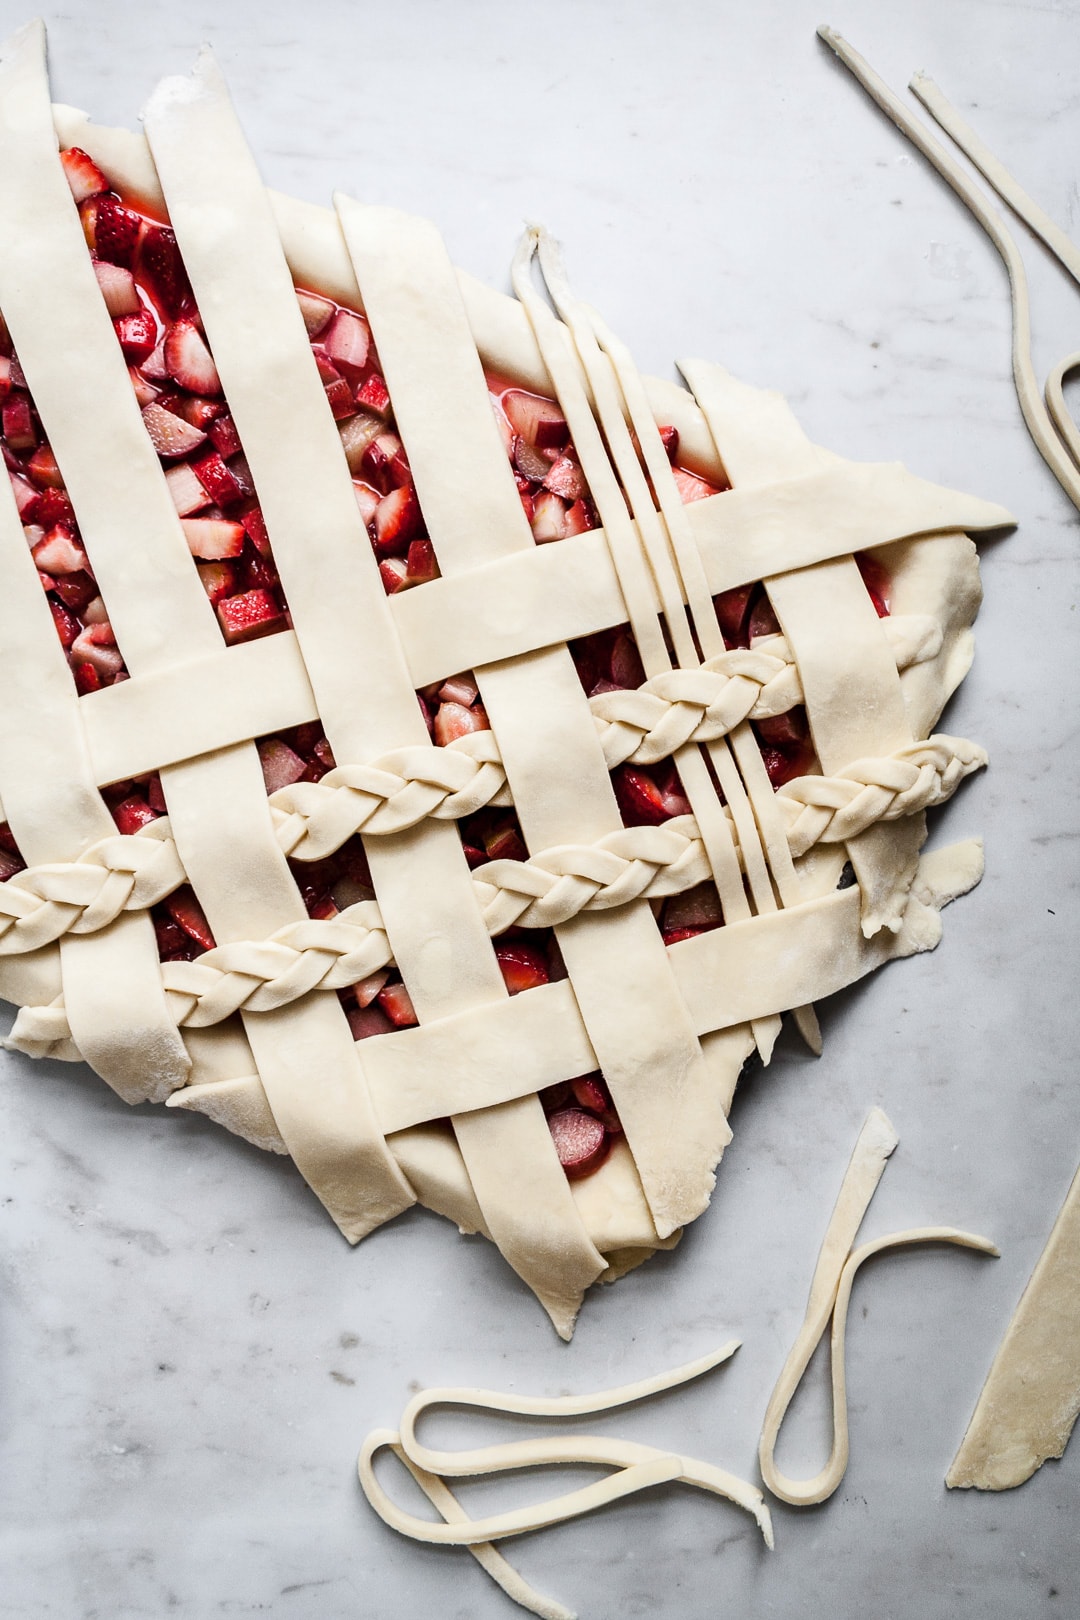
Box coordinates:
[142,51,604,1329]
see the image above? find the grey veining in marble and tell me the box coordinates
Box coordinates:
[0,0,1078,1615]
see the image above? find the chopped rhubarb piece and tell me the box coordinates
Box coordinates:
[658,424,679,462]
[114,308,158,364]
[655,759,691,818]
[339,412,383,475]
[93,260,140,318]
[531,490,569,543]
[613,764,670,827]
[217,588,284,645]
[0,355,10,400]
[0,848,25,881]
[406,537,438,585]
[483,825,528,863]
[190,449,242,507]
[438,672,479,707]
[378,556,408,594]
[256,737,307,795]
[513,436,552,483]
[81,595,109,625]
[355,372,390,416]
[141,401,207,458]
[138,224,192,321]
[240,547,280,595]
[324,309,371,373]
[196,559,239,605]
[128,365,160,408]
[714,584,755,647]
[311,347,342,385]
[855,551,890,617]
[26,444,62,489]
[164,319,222,396]
[32,528,88,576]
[146,773,168,813]
[8,353,25,388]
[164,462,209,516]
[519,489,535,523]
[571,1073,621,1131]
[374,484,423,554]
[755,708,809,749]
[48,596,79,648]
[8,472,37,517]
[324,377,356,420]
[226,453,256,499]
[141,337,171,380]
[112,794,158,835]
[240,503,271,557]
[166,887,216,952]
[434,699,489,746]
[162,391,224,431]
[663,882,723,934]
[23,486,74,528]
[59,147,109,204]
[153,914,188,958]
[502,389,568,449]
[662,924,705,946]
[362,432,410,490]
[748,593,781,642]
[347,1002,394,1041]
[548,1107,608,1179]
[377,980,419,1028]
[181,517,246,560]
[543,454,586,502]
[90,196,142,267]
[70,622,122,680]
[207,413,242,459]
[295,290,334,338]
[354,969,390,1010]
[672,466,716,504]
[494,942,549,995]
[3,396,35,451]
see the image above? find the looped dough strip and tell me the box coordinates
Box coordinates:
[359,1342,771,1620]
[758,1108,998,1506]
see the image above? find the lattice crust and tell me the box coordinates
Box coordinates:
[0,24,1012,1336]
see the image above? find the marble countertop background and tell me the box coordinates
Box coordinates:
[0,0,1077,1615]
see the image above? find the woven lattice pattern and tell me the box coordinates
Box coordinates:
[0,25,1011,1334]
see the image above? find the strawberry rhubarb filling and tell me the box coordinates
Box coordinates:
[0,148,894,1182]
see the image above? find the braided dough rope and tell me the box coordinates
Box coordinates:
[758,1109,998,1507]
[359,1342,771,1620]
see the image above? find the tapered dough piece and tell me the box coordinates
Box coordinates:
[947,1163,1080,1491]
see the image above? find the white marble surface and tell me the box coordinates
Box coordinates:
[0,0,1078,1615]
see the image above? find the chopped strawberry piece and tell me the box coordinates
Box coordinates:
[324,377,356,420]
[26,445,63,489]
[164,462,209,516]
[181,517,246,560]
[355,372,390,415]
[502,389,568,449]
[141,337,171,379]
[70,622,122,680]
[207,413,242,459]
[461,842,486,868]
[137,224,192,321]
[378,556,408,594]
[543,454,586,502]
[0,847,25,881]
[354,969,390,1010]
[216,588,285,645]
[748,593,781,642]
[153,914,189,958]
[377,980,419,1028]
[51,571,96,614]
[93,260,140,318]
[128,366,161,408]
[164,319,222,396]
[495,942,549,995]
[240,503,271,556]
[190,449,242,507]
[3,396,36,452]
[661,924,705,946]
[610,631,645,690]
[8,471,38,517]
[613,764,670,827]
[141,401,207,458]
[406,537,438,585]
[23,485,74,528]
[324,309,371,373]
[755,708,809,749]
[362,432,410,490]
[196,559,240,605]
[346,1002,394,1041]
[564,498,594,535]
[72,661,101,695]
[114,308,158,364]
[32,528,88,576]
[0,355,11,400]
[714,584,755,647]
[671,466,716,504]
[295,290,334,338]
[59,147,109,204]
[855,551,890,617]
[571,1073,621,1132]
[438,672,479,707]
[146,773,168,812]
[311,347,342,385]
[256,737,307,795]
[531,490,569,543]
[166,887,216,952]
[518,489,535,523]
[658,424,679,462]
[161,391,224,431]
[374,483,423,554]
[655,758,691,818]
[548,1107,609,1179]
[48,596,80,648]
[240,547,280,595]
[434,699,489,746]
[112,794,158,835]
[91,196,142,268]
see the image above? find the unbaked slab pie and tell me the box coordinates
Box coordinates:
[0,23,1011,1335]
